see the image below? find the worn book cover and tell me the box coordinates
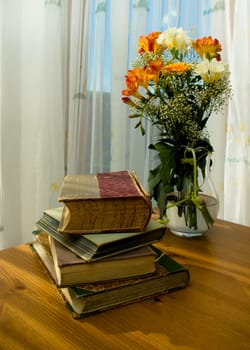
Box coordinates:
[59,248,190,318]
[36,233,158,286]
[35,209,167,262]
[57,171,152,233]
[30,241,189,319]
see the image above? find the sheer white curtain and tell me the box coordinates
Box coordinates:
[64,0,112,175]
[205,2,230,221]
[1,0,249,250]
[0,0,64,249]
[224,0,250,226]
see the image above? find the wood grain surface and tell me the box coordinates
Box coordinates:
[0,219,250,350]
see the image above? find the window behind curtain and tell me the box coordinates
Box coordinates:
[68,0,212,178]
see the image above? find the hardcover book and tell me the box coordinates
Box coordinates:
[60,248,190,318]
[31,241,189,319]
[35,208,167,262]
[33,232,158,286]
[57,171,152,233]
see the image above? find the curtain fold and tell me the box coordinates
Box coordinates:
[224,0,250,226]
[1,0,249,250]
[0,0,23,248]
[0,0,65,249]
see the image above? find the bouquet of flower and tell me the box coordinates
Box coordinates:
[122,28,232,229]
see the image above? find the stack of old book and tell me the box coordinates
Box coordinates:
[32,170,189,318]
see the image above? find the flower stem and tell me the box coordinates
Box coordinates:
[166,146,215,230]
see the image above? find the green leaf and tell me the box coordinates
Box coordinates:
[148,166,161,197]
[157,182,168,218]
[129,114,141,119]
[140,124,145,135]
[153,142,176,183]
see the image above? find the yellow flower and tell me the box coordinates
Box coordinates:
[194,58,230,83]
[157,27,192,53]
[162,62,193,74]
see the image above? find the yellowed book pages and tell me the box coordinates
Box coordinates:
[58,171,152,234]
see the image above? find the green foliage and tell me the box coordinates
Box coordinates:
[122,28,232,228]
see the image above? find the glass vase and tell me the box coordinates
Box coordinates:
[166,161,219,238]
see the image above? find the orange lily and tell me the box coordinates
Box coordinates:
[138,32,162,53]
[122,68,149,99]
[147,58,164,83]
[192,36,222,61]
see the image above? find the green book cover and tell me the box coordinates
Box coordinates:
[35,207,167,261]
[59,248,190,318]
[30,241,189,319]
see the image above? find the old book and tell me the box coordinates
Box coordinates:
[59,249,190,318]
[47,234,158,286]
[31,236,58,283]
[35,207,167,262]
[30,241,189,319]
[57,171,152,233]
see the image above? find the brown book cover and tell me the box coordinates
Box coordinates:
[32,232,158,287]
[49,235,158,286]
[60,248,190,318]
[57,170,152,234]
[30,239,189,319]
[36,208,166,262]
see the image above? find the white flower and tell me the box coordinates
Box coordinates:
[195,58,230,83]
[157,27,192,52]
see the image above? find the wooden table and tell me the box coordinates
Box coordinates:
[0,219,250,350]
